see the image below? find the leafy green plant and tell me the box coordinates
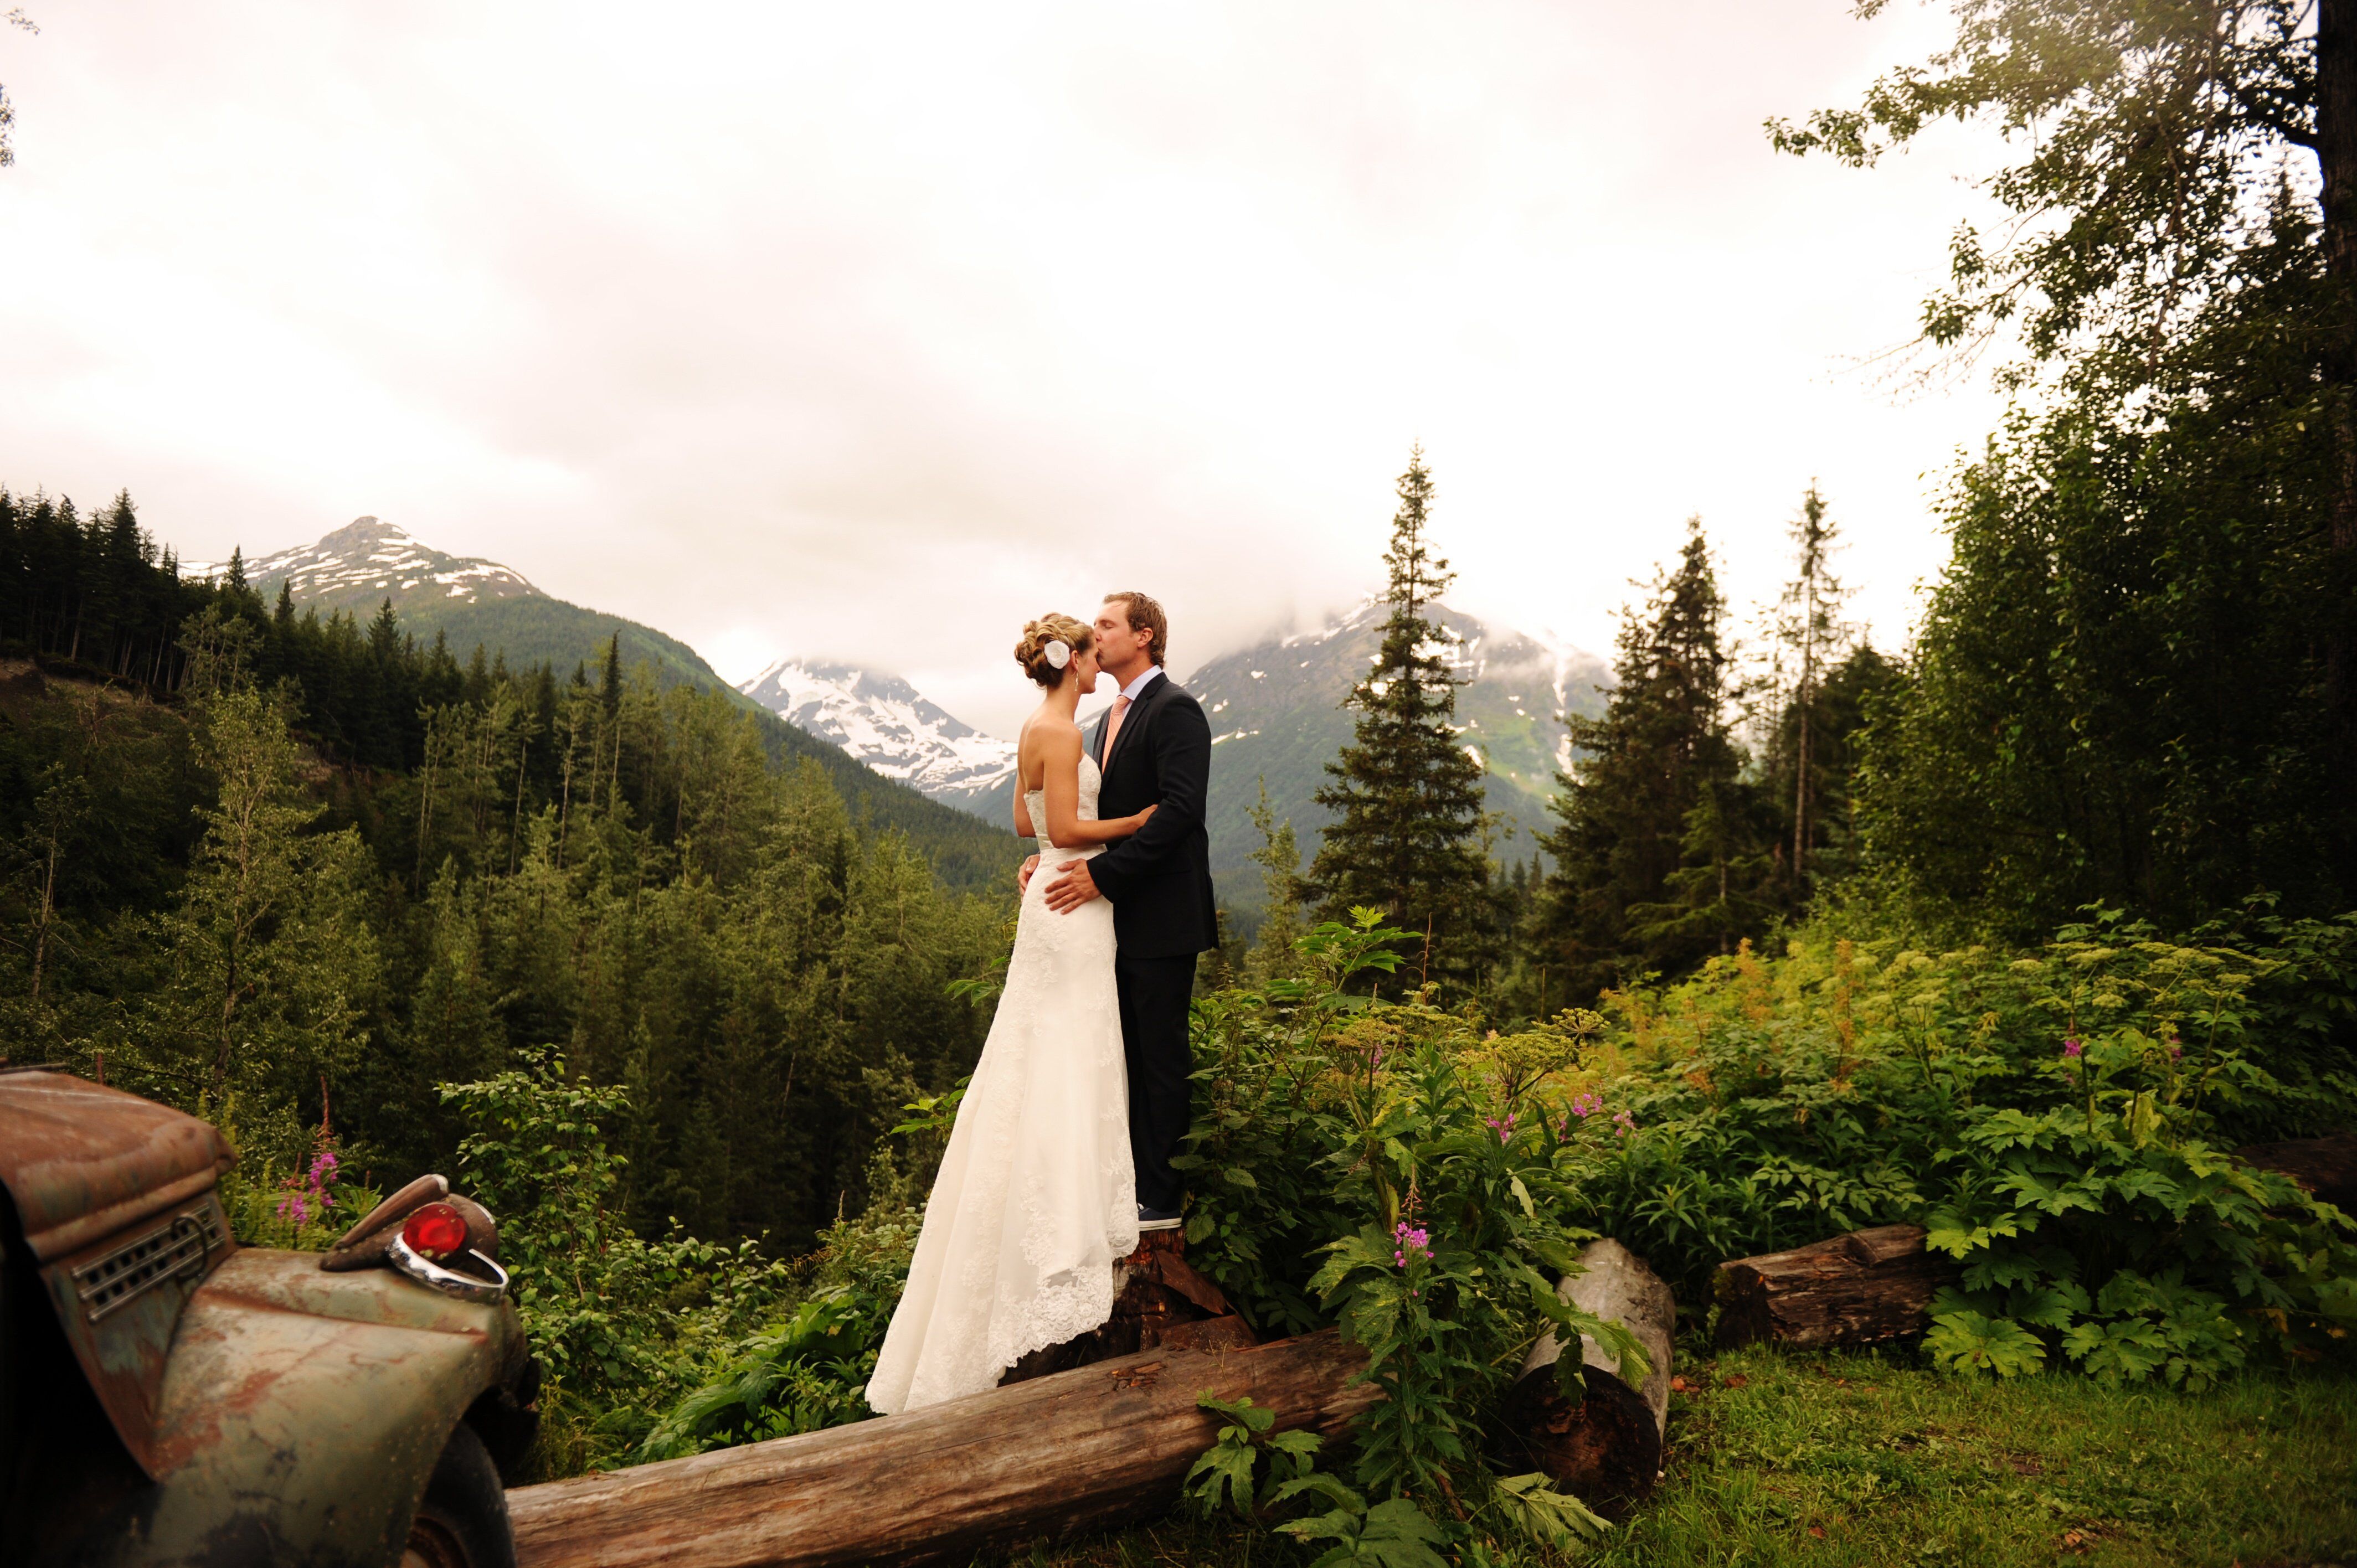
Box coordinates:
[1275,1487,1450,1568]
[1178,910,1643,1520]
[1556,912,2357,1388]
[1182,1394,1324,1519]
[440,1051,802,1470]
[636,1289,886,1459]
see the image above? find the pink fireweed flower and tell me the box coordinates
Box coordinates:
[2062,1038,2084,1059]
[1484,1112,1518,1143]
[1393,1221,1431,1267]
[1613,1108,1636,1137]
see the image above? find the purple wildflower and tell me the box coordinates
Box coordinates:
[2062,1037,2083,1059]
[1484,1112,1518,1143]
[1393,1221,1432,1268]
[1613,1108,1636,1138]
[1569,1092,1602,1120]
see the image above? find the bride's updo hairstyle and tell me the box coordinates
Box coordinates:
[1015,613,1093,688]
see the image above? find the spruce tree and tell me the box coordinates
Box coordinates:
[1534,518,1759,997]
[1768,482,1849,895]
[1308,446,1491,991]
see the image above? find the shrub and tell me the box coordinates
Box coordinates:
[1558,909,2357,1384]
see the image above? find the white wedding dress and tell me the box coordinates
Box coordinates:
[865,752,1139,1414]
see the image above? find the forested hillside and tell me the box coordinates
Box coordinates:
[0,492,1013,1253]
[0,496,1021,890]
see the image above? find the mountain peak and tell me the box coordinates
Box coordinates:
[218,517,543,611]
[740,658,1018,799]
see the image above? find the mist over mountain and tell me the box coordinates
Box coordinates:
[1188,601,1609,902]
[209,519,1605,911]
[739,602,1607,915]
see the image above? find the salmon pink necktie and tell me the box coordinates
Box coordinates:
[1103,693,1131,763]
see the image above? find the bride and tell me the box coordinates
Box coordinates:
[864,613,1156,1414]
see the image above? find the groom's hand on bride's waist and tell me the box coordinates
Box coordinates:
[1042,860,1102,912]
[1017,853,1040,895]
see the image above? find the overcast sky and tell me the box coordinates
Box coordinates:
[1,1,2014,734]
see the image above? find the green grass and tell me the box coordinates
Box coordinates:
[996,1344,2357,1567]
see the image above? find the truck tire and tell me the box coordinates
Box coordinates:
[401,1422,516,1568]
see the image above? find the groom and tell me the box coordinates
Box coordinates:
[1038,591,1217,1230]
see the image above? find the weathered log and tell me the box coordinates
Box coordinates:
[1496,1239,1675,1517]
[2235,1132,2357,1211]
[1714,1223,1955,1349]
[506,1328,1378,1568]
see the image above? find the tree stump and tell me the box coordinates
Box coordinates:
[1495,1239,1675,1517]
[1003,1229,1256,1383]
[2235,1132,2357,1211]
[1713,1223,1955,1349]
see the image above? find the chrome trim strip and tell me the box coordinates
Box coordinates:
[385,1235,510,1304]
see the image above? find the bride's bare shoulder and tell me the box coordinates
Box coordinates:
[1017,713,1083,757]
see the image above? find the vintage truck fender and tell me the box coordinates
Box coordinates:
[66,1246,531,1568]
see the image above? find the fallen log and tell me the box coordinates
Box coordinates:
[507,1328,1378,1568]
[1496,1239,1675,1516]
[1713,1223,1955,1349]
[2235,1132,2357,1211]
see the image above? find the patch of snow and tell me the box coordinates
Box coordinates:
[739,657,1018,800]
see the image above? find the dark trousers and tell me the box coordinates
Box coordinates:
[1115,952,1197,1213]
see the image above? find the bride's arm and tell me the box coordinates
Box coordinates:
[1038,727,1155,847]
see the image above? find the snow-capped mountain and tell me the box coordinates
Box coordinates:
[739,659,1020,802]
[1188,600,1610,889]
[194,516,541,611]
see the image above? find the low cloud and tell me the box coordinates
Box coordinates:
[0,0,2006,734]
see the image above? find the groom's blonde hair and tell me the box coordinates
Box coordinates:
[1015,613,1094,689]
[1104,590,1168,668]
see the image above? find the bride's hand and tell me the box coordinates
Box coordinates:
[1128,803,1158,832]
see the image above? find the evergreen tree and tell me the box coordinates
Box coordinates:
[1242,778,1306,984]
[1767,482,1851,896]
[1307,447,1492,991]
[1533,519,1760,997]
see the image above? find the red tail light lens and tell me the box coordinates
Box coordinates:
[402,1202,469,1260]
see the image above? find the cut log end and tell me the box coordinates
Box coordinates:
[1497,1364,1660,1520]
[1501,1238,1676,1515]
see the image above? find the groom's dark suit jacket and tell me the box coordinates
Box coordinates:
[1087,672,1218,958]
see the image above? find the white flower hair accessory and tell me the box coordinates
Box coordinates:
[1044,639,1072,670]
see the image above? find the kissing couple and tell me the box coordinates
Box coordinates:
[866,591,1218,1414]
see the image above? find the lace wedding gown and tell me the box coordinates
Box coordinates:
[866,752,1139,1414]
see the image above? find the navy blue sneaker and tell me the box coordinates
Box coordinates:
[1138,1204,1183,1232]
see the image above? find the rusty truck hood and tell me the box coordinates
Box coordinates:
[0,1071,235,1263]
[60,1247,529,1568]
[1,1071,240,1475]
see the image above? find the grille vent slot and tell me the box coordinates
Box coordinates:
[71,1204,222,1322]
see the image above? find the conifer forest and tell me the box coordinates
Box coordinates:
[4,1,2357,1563]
